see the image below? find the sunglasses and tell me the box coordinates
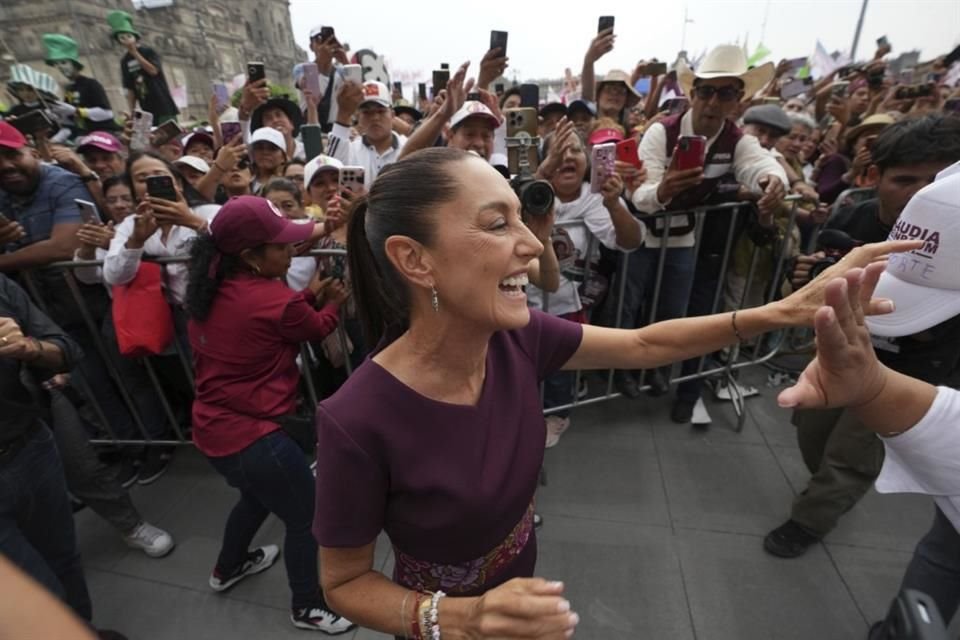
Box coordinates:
[237,158,250,170]
[693,85,742,102]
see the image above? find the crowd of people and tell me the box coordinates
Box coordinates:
[2,12,960,639]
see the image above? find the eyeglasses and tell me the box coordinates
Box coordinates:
[693,85,742,102]
[236,159,250,170]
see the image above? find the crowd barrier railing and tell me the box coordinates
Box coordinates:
[22,198,808,445]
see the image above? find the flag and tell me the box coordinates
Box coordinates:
[748,43,771,66]
[810,40,842,79]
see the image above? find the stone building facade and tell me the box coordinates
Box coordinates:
[0,0,305,120]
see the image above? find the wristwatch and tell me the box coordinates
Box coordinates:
[79,172,100,183]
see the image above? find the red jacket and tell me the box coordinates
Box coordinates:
[189,274,339,457]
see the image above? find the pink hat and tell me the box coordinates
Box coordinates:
[588,128,624,146]
[76,131,123,154]
[210,196,315,255]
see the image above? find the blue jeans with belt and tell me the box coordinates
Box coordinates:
[207,430,323,610]
[0,425,92,620]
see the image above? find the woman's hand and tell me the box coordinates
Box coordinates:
[126,205,158,249]
[537,118,576,179]
[148,195,202,230]
[614,159,647,193]
[76,221,115,251]
[600,172,625,209]
[464,577,579,639]
[778,264,889,410]
[436,62,472,122]
[213,134,245,173]
[776,239,922,325]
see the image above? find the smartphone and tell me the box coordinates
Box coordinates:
[319,26,335,42]
[220,121,242,143]
[212,82,230,111]
[830,81,850,99]
[505,107,539,174]
[781,78,812,99]
[340,64,363,85]
[247,61,266,84]
[590,143,617,194]
[672,135,707,171]
[598,15,615,34]
[519,83,539,108]
[339,166,365,193]
[418,82,427,100]
[490,30,508,57]
[302,63,321,96]
[432,69,450,93]
[495,83,505,94]
[9,110,54,136]
[129,109,154,151]
[145,175,178,201]
[646,62,668,76]
[440,63,450,70]
[152,120,184,146]
[615,138,641,169]
[392,81,402,94]
[877,35,889,48]
[75,199,100,225]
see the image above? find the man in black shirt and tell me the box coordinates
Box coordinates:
[0,273,92,620]
[107,11,179,123]
[765,115,960,559]
[42,34,119,138]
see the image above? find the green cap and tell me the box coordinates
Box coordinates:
[42,34,83,69]
[106,11,141,40]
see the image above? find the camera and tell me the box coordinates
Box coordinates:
[809,229,861,280]
[510,174,555,216]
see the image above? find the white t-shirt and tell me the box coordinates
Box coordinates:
[876,386,960,531]
[526,183,636,317]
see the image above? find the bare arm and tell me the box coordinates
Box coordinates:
[126,89,137,115]
[129,46,159,76]
[398,62,470,161]
[0,223,81,273]
[0,556,96,640]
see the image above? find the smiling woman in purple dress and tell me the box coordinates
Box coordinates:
[312,146,913,639]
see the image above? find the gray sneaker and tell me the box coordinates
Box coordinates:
[124,521,175,558]
[209,545,279,592]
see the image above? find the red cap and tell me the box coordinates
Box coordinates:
[210,196,315,255]
[0,121,27,149]
[587,127,624,146]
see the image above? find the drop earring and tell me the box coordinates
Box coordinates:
[431,285,439,313]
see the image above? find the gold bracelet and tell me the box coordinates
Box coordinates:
[399,591,411,638]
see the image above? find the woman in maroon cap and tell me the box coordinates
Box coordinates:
[183,195,354,634]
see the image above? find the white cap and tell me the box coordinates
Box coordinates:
[172,155,211,174]
[450,101,500,130]
[866,164,960,337]
[249,127,286,152]
[304,154,344,188]
[360,81,392,108]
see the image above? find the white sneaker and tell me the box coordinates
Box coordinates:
[209,544,280,592]
[124,521,175,558]
[544,415,571,449]
[291,606,356,634]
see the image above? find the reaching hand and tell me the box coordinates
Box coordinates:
[213,134,246,173]
[777,264,889,410]
[466,577,579,639]
[240,79,269,117]
[757,175,786,218]
[585,28,616,64]
[478,47,509,90]
[336,81,364,121]
[304,90,321,125]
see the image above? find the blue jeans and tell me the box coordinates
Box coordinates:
[898,506,960,624]
[618,246,696,331]
[207,430,322,610]
[0,425,92,620]
[677,254,725,403]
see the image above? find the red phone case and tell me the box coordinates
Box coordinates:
[673,136,706,171]
[615,139,641,169]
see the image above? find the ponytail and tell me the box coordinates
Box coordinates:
[184,234,247,321]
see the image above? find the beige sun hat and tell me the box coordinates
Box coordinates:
[597,69,642,106]
[677,45,775,101]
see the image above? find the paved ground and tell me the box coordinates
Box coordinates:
[76,366,941,640]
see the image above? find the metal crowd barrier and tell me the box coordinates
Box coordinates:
[21,198,806,445]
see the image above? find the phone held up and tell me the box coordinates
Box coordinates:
[615,138,642,170]
[339,167,365,194]
[590,143,616,194]
[145,175,178,202]
[490,30,508,57]
[129,109,154,152]
[598,15,614,34]
[75,199,101,225]
[432,69,450,94]
[247,61,266,84]
[672,135,707,171]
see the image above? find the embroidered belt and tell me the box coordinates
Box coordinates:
[393,502,534,594]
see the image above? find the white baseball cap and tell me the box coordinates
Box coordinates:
[866,164,960,337]
[172,155,210,174]
[304,154,344,189]
[450,101,500,130]
[249,127,286,152]
[360,81,392,109]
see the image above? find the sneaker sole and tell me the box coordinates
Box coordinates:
[126,538,176,558]
[289,616,356,635]
[209,546,280,592]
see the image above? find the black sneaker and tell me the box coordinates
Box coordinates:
[117,459,140,489]
[614,372,641,399]
[137,448,171,486]
[670,399,696,424]
[291,605,356,634]
[763,520,821,558]
[209,545,280,592]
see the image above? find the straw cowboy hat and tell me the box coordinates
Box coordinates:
[677,45,774,101]
[597,69,642,106]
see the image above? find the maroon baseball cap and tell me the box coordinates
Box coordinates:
[77,132,123,154]
[210,196,315,255]
[0,121,27,149]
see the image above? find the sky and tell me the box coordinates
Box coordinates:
[288,0,959,93]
